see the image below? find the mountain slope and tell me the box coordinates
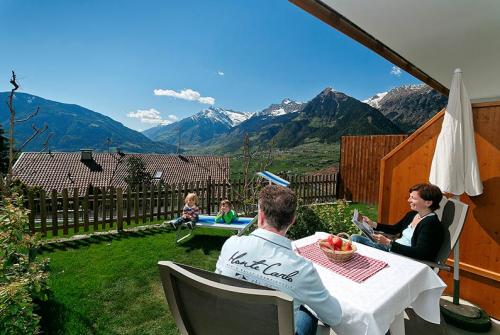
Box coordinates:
[206,89,401,153]
[0,92,176,153]
[200,99,306,152]
[143,106,251,145]
[271,88,403,147]
[366,84,447,133]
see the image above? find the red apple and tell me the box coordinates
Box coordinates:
[341,242,353,251]
[332,236,343,250]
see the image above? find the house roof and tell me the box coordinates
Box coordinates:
[290,0,500,102]
[13,152,230,193]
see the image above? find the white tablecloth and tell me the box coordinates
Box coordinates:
[292,232,446,335]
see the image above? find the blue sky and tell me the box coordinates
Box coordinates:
[0,0,420,131]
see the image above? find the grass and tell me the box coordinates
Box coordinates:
[38,227,234,335]
[230,141,340,178]
[40,218,169,240]
[38,202,377,334]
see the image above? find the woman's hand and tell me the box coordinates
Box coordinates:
[372,233,391,246]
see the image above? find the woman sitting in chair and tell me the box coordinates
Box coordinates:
[352,183,443,261]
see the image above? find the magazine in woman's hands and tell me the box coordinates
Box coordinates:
[352,209,376,242]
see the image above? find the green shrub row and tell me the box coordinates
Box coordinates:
[1,195,50,335]
[288,200,360,240]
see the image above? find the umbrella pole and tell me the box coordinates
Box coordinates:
[453,243,460,304]
[439,198,491,331]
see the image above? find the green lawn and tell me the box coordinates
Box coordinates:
[38,202,376,334]
[38,227,234,335]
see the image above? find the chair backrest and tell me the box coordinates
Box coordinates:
[158,261,295,335]
[434,197,469,265]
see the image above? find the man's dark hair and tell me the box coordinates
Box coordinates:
[409,183,443,211]
[258,185,297,231]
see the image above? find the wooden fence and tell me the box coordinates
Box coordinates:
[339,135,408,204]
[23,174,337,236]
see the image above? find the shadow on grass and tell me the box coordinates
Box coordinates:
[181,234,229,255]
[38,226,174,253]
[37,296,97,335]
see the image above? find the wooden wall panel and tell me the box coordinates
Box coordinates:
[340,135,408,204]
[379,103,500,318]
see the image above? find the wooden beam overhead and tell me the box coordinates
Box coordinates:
[289,0,450,97]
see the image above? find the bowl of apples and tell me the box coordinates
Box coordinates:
[318,233,357,262]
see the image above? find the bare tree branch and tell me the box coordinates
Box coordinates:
[6,71,19,187]
[17,124,48,152]
[15,106,39,123]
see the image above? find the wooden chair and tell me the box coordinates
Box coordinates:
[420,197,469,273]
[158,261,295,335]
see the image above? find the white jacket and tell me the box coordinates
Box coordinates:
[216,228,342,326]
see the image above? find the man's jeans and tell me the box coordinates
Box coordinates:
[295,305,318,335]
[351,235,390,252]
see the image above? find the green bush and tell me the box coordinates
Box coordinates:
[288,200,358,240]
[0,195,49,335]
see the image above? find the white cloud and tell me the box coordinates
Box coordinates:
[390,66,402,76]
[217,70,224,76]
[127,108,178,125]
[153,88,215,105]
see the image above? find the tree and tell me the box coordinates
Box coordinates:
[230,133,274,215]
[3,71,48,193]
[124,156,152,189]
[0,124,8,174]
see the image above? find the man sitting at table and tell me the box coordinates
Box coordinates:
[216,185,342,335]
[353,183,443,261]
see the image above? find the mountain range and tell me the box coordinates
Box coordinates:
[364,84,447,132]
[142,106,251,146]
[0,92,177,153]
[0,83,446,154]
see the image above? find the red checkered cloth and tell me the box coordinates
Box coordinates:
[296,241,388,283]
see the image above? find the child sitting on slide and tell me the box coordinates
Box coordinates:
[215,199,238,224]
[170,193,199,229]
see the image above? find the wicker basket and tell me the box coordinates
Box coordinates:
[319,233,357,262]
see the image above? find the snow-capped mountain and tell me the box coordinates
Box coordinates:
[366,84,447,133]
[142,106,251,145]
[191,106,251,127]
[363,92,388,109]
[255,98,306,117]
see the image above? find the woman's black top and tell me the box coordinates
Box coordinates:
[376,211,443,261]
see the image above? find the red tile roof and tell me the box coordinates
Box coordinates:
[13,152,229,193]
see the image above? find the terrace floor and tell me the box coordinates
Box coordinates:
[321,308,499,335]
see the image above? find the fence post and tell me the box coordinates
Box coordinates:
[51,189,58,237]
[62,188,69,234]
[149,183,155,222]
[142,183,148,223]
[117,187,123,231]
[73,188,79,233]
[101,186,107,230]
[134,186,139,224]
[40,190,47,236]
[109,187,115,227]
[206,176,212,215]
[83,187,89,232]
[93,187,99,230]
[126,188,131,225]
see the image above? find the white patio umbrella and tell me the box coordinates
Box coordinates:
[429,69,485,321]
[430,68,483,197]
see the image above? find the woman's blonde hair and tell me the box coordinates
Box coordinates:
[185,193,198,204]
